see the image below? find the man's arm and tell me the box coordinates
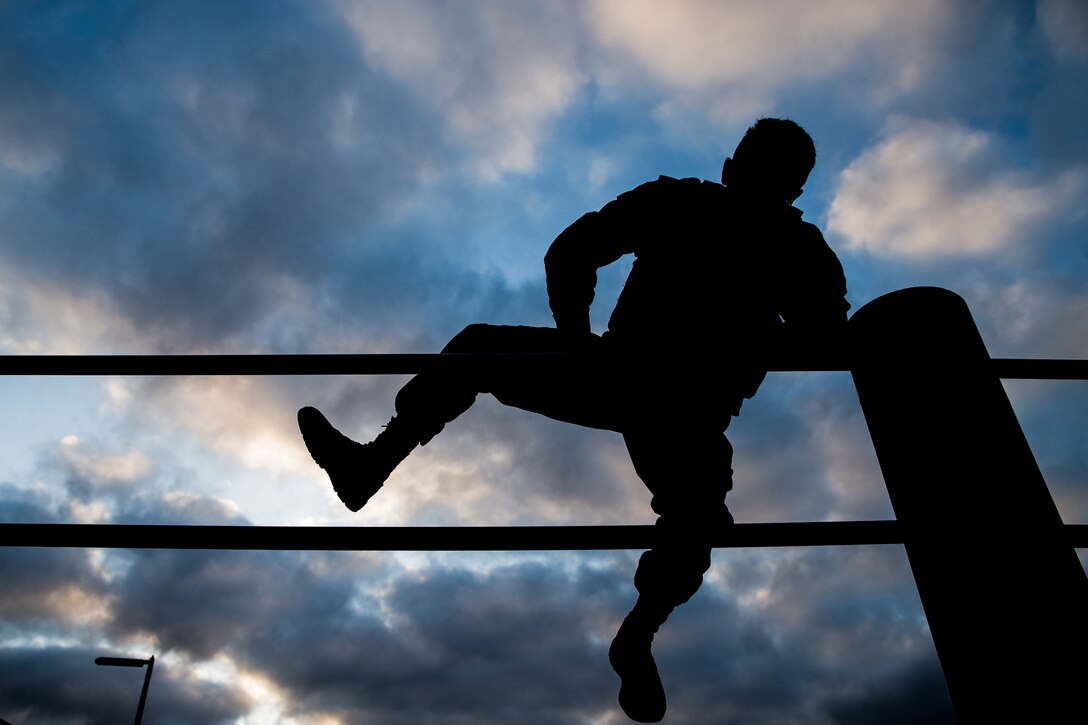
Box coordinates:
[543,179,671,339]
[544,212,617,339]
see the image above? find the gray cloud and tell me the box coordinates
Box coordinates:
[336,0,588,179]
[828,118,1085,260]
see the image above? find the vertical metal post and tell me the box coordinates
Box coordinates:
[849,287,1088,723]
[133,655,154,725]
[95,655,155,725]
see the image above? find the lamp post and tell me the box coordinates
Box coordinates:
[94,655,155,725]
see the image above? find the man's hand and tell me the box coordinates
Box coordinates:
[557,326,600,352]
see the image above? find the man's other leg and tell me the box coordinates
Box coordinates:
[627,427,733,612]
[609,426,734,722]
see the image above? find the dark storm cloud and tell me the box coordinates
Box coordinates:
[240,557,632,724]
[822,659,957,725]
[0,486,249,724]
[80,507,637,722]
[653,546,956,724]
[108,547,357,660]
[0,0,486,351]
[0,485,106,623]
[1,473,957,724]
[4,461,629,721]
[0,646,248,725]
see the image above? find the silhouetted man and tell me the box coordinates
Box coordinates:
[299,118,849,722]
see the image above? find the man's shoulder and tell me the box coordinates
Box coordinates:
[659,175,724,195]
[610,175,721,213]
[620,174,714,196]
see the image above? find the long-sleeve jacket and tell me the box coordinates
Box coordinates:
[544,175,849,409]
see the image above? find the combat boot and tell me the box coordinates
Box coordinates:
[608,604,670,722]
[298,406,419,512]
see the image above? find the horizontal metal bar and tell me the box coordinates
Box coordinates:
[0,354,1084,379]
[989,358,1088,380]
[2,522,1086,551]
[0,353,849,376]
[0,353,468,376]
[95,657,151,668]
[0,521,910,551]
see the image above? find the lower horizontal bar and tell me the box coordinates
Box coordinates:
[990,358,1088,380]
[0,521,918,551]
[4,522,1085,551]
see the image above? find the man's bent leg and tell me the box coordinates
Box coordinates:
[395,324,552,444]
[396,324,626,438]
[301,324,600,511]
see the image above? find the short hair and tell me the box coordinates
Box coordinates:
[731,118,816,194]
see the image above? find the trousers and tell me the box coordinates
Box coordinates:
[395,324,735,609]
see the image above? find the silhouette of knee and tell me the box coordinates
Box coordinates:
[634,546,711,605]
[442,323,493,353]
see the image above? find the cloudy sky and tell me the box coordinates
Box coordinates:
[2,1,1086,723]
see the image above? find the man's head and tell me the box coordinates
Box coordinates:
[721,118,816,205]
